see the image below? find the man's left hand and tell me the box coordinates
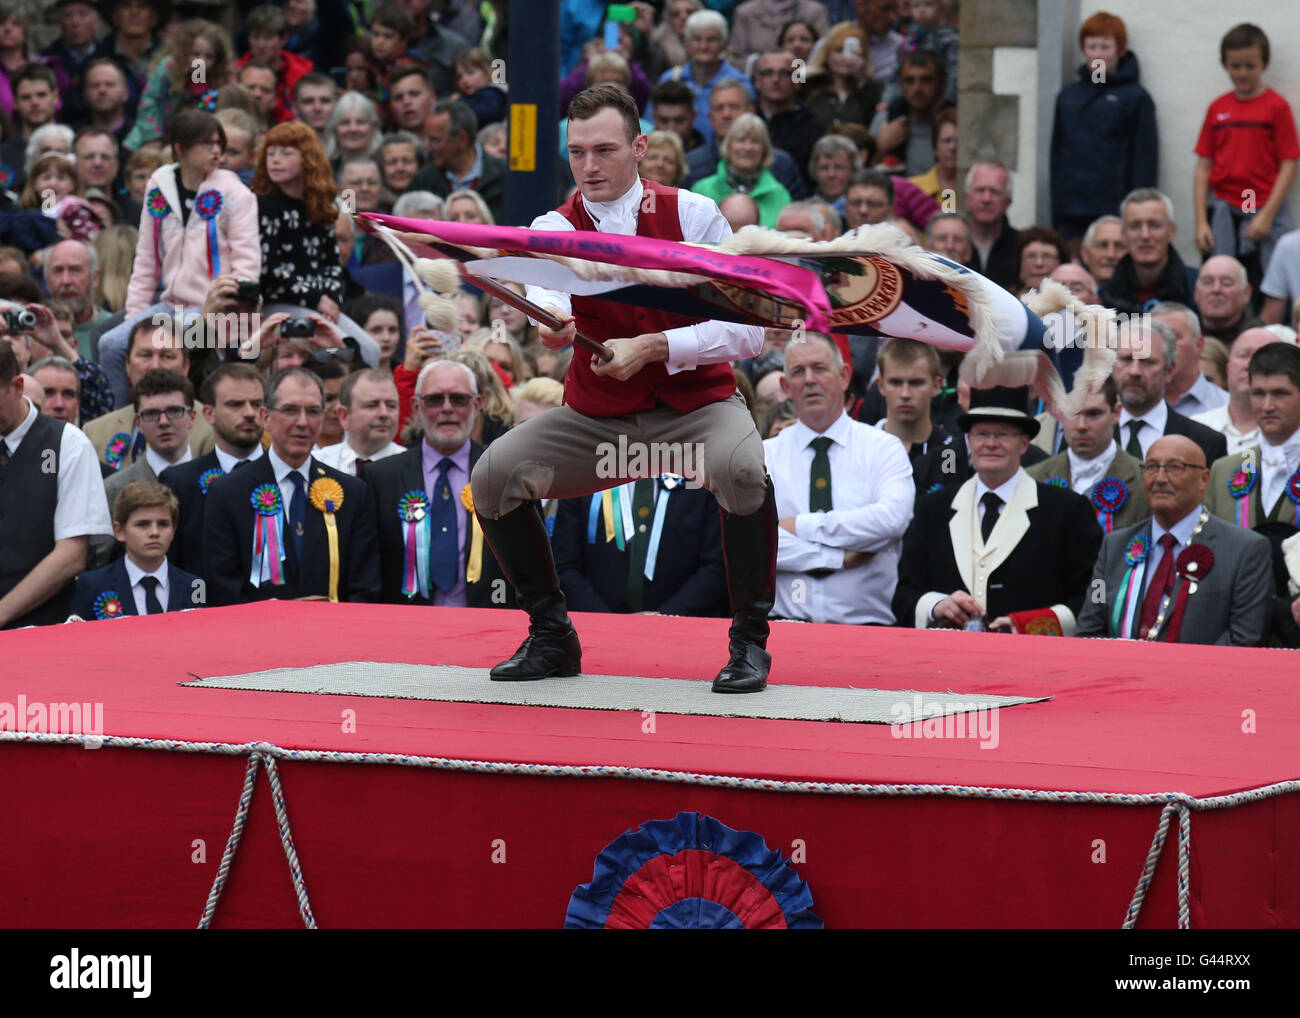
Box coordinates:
[590,332,669,381]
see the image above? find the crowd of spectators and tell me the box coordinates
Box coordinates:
[0,1,1298,649]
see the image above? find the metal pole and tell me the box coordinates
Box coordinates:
[505,0,562,227]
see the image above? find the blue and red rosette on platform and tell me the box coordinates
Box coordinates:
[565,812,821,929]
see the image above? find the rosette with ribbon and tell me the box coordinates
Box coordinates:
[1092,477,1129,533]
[1044,476,1069,489]
[1110,533,1150,638]
[249,483,286,587]
[92,590,125,621]
[1161,544,1215,643]
[398,490,430,598]
[1227,462,1257,528]
[145,186,169,264]
[195,189,223,277]
[309,477,345,602]
[565,812,821,929]
[585,478,677,581]
[104,432,131,469]
[1286,469,1300,526]
[461,484,483,584]
[197,466,225,495]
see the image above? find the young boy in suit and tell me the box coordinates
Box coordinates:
[70,481,204,620]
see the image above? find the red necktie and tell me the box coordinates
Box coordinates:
[1137,533,1178,638]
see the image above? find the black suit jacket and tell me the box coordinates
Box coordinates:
[159,450,222,577]
[1116,405,1228,467]
[203,455,381,606]
[70,558,203,620]
[892,475,1103,627]
[551,483,729,616]
[362,441,512,608]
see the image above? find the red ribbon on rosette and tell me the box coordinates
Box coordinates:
[1162,545,1214,642]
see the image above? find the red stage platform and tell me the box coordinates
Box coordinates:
[1,602,1296,928]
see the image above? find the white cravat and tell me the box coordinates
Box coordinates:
[1259,429,1300,514]
[583,179,642,235]
[1068,440,1117,497]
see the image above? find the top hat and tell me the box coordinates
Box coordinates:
[957,386,1040,439]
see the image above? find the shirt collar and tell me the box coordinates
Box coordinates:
[268,446,312,487]
[124,556,168,589]
[1,396,37,448]
[1118,400,1169,434]
[422,437,471,475]
[790,411,851,451]
[1260,425,1300,462]
[582,177,644,227]
[447,143,485,190]
[975,467,1025,505]
[1067,439,1117,479]
[1152,503,1205,548]
[146,445,191,476]
[214,443,264,474]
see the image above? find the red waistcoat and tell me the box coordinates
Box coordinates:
[555,178,737,417]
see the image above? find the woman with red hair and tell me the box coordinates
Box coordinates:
[252,121,379,365]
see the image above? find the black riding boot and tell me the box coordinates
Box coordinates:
[713,477,778,693]
[477,504,581,681]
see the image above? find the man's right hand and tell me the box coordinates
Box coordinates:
[403,327,444,370]
[932,591,985,627]
[538,314,576,350]
[203,274,241,316]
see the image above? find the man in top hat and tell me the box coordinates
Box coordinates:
[893,386,1103,635]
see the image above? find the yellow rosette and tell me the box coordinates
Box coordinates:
[309,477,345,602]
[461,483,483,584]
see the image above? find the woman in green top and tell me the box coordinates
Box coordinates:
[690,113,790,228]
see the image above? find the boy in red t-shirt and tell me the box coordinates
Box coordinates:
[237,5,314,125]
[1193,23,1299,288]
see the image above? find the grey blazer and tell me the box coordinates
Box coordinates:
[1076,510,1273,646]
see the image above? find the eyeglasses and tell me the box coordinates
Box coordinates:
[1141,461,1207,478]
[418,392,474,409]
[137,405,191,423]
[969,430,1023,445]
[270,405,325,420]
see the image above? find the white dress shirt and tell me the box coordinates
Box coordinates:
[1190,404,1258,456]
[1117,400,1169,461]
[973,470,1023,528]
[145,445,192,478]
[1067,439,1118,496]
[267,447,313,516]
[124,556,169,615]
[525,177,764,373]
[1172,373,1229,418]
[765,412,914,624]
[214,443,264,474]
[3,397,111,539]
[314,438,406,476]
[1259,427,1300,515]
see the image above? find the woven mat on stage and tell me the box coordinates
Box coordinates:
[183,662,1045,723]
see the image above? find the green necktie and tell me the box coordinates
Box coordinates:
[625,478,657,612]
[810,436,833,512]
[1125,419,1144,459]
